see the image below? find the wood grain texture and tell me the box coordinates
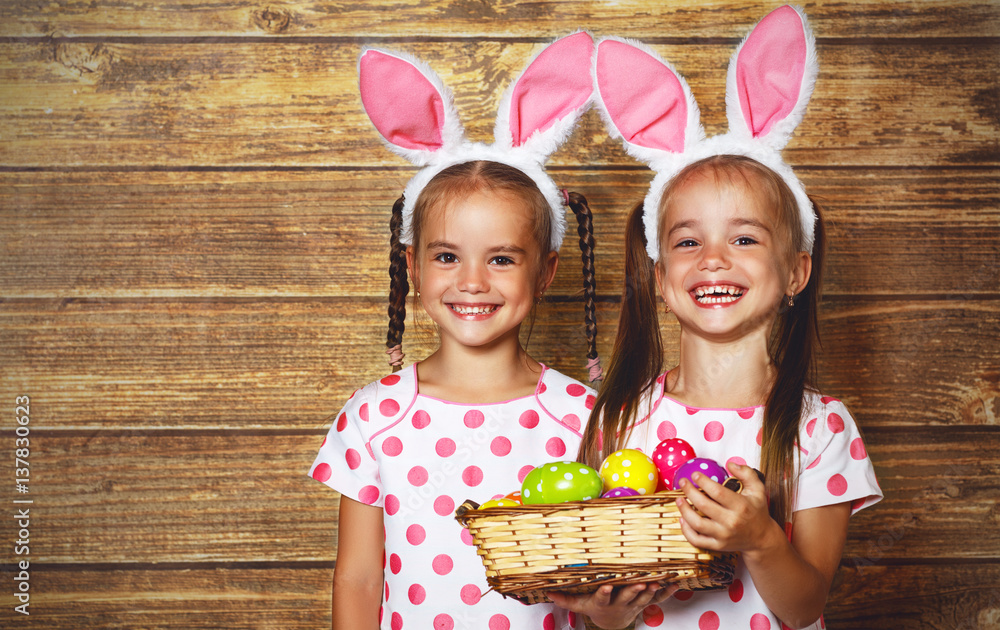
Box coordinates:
[0,298,608,430]
[843,427,1000,561]
[2,169,997,298]
[0,429,995,564]
[0,433,339,564]
[816,299,1000,427]
[1,0,997,625]
[826,562,1000,630]
[0,562,997,629]
[1,0,997,38]
[2,298,997,430]
[0,566,332,629]
[1,40,996,167]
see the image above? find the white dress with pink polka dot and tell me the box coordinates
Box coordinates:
[622,375,882,630]
[309,364,593,630]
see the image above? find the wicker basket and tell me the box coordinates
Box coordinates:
[454,491,739,604]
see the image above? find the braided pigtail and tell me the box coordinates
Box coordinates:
[567,191,601,384]
[578,201,662,469]
[386,195,409,372]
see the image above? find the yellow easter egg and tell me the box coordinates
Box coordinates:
[479,498,519,509]
[599,448,659,495]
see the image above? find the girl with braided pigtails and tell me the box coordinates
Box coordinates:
[310,33,612,629]
[386,169,602,385]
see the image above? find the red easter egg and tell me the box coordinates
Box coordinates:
[652,438,696,490]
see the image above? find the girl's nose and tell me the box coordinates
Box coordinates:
[698,241,730,271]
[457,263,488,293]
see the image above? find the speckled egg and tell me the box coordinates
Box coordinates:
[521,461,603,504]
[602,486,641,498]
[520,466,547,504]
[479,498,520,509]
[599,448,659,495]
[651,438,696,491]
[503,490,523,505]
[673,457,728,489]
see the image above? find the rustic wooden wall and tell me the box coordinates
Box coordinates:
[1,1,998,628]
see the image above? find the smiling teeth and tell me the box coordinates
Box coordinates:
[451,304,497,315]
[694,286,744,303]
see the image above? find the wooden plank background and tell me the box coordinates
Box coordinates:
[1,1,997,628]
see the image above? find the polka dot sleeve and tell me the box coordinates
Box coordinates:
[794,396,882,515]
[308,384,385,507]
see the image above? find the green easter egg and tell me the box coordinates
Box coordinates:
[523,461,602,504]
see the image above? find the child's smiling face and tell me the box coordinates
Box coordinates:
[407,189,557,352]
[655,170,810,343]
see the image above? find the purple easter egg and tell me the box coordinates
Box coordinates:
[672,457,727,489]
[601,486,641,498]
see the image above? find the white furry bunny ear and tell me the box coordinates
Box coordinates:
[358,48,465,167]
[358,34,594,249]
[495,31,595,159]
[593,36,703,166]
[593,36,706,260]
[726,4,818,151]
[592,5,819,259]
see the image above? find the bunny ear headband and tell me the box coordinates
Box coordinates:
[593,5,818,261]
[358,31,595,250]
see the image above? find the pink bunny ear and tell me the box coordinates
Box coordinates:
[495,31,594,155]
[359,48,462,164]
[594,38,701,164]
[727,5,817,148]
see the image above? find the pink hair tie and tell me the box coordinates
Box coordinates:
[561,189,570,206]
[385,344,405,368]
[586,356,603,383]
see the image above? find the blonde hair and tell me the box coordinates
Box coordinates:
[581,154,825,523]
[413,161,551,259]
[658,155,805,262]
[386,160,601,378]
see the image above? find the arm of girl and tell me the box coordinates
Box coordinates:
[676,463,850,629]
[332,496,384,630]
[546,582,679,629]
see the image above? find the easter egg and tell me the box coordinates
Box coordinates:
[602,486,641,498]
[599,449,659,495]
[520,466,547,504]
[673,457,728,489]
[479,498,519,509]
[503,490,523,505]
[651,438,696,491]
[522,461,603,504]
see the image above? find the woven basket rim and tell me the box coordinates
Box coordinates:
[454,491,740,604]
[455,492,686,522]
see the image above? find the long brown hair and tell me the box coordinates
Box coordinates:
[386,161,599,379]
[579,155,826,523]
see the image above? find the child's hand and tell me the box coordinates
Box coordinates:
[547,582,678,629]
[675,462,782,554]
